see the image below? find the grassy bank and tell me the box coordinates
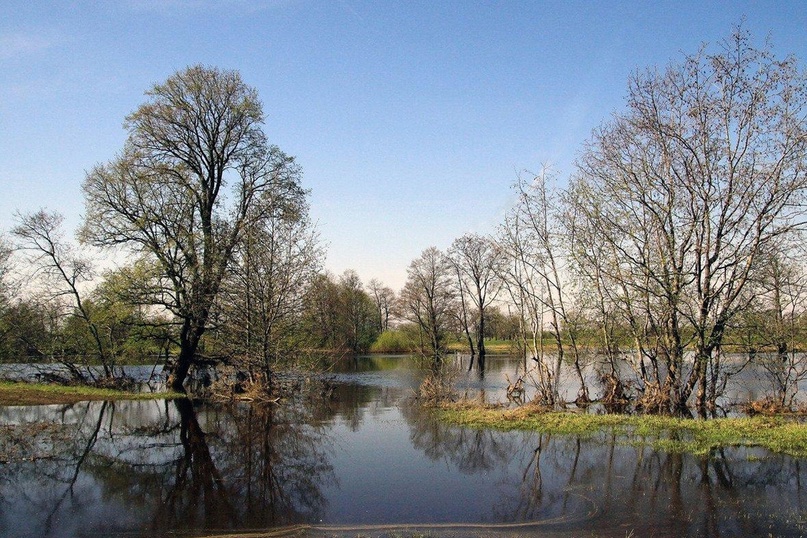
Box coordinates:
[437,403,807,458]
[0,380,184,406]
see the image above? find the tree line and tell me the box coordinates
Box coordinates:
[1,29,807,415]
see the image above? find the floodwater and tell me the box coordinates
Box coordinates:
[0,356,805,537]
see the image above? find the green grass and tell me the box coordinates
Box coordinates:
[0,380,185,405]
[436,404,807,458]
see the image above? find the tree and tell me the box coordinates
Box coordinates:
[82,65,302,392]
[0,234,11,304]
[338,270,380,354]
[367,279,395,332]
[498,171,590,405]
[399,247,456,363]
[298,271,378,354]
[0,234,12,350]
[737,247,807,409]
[0,299,51,363]
[12,210,115,379]
[572,29,807,414]
[447,233,503,371]
[301,273,342,350]
[213,188,322,375]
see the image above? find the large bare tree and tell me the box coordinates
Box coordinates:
[82,66,302,392]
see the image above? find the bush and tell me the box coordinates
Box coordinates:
[370,329,417,353]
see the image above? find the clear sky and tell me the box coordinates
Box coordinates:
[2,1,806,290]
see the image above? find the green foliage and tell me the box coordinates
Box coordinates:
[301,271,380,354]
[370,329,418,353]
[0,299,51,362]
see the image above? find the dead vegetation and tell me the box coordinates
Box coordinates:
[416,372,458,406]
[742,397,807,417]
[634,381,673,415]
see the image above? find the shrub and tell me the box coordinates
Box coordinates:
[370,329,417,353]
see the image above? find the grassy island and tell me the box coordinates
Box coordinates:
[437,403,807,458]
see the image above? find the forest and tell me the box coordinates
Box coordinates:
[1,29,806,417]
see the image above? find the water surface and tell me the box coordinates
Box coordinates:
[0,356,805,537]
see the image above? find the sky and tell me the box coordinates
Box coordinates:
[2,1,806,291]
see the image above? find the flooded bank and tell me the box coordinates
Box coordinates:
[1,356,805,537]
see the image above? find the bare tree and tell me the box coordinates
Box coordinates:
[564,183,629,406]
[447,233,503,371]
[12,210,113,379]
[739,246,807,409]
[215,192,322,376]
[499,171,590,405]
[81,66,302,392]
[367,279,395,333]
[0,234,12,312]
[399,247,456,363]
[338,270,379,353]
[572,28,807,415]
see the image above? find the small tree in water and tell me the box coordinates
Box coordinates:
[399,247,456,366]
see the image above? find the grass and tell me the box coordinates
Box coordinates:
[436,402,807,458]
[0,380,185,405]
[445,338,517,355]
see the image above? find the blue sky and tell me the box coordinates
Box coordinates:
[2,1,806,290]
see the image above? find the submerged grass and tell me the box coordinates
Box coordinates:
[436,402,807,458]
[0,380,184,406]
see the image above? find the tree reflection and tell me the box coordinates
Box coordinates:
[217,400,336,527]
[402,402,513,474]
[150,398,236,531]
[400,406,807,536]
[0,396,336,537]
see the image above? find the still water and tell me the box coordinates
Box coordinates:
[0,356,805,537]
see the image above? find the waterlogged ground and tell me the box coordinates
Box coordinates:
[0,356,805,537]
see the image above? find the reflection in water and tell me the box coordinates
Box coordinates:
[401,402,806,536]
[0,391,336,537]
[0,356,805,537]
[152,398,237,531]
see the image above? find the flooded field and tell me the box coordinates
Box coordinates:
[0,356,805,537]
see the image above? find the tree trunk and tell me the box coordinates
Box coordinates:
[168,319,204,393]
[477,315,486,371]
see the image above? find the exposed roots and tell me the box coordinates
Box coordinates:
[505,373,525,404]
[92,375,141,392]
[207,367,289,404]
[574,388,591,408]
[600,373,630,406]
[529,388,557,409]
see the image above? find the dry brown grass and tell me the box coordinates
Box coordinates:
[634,381,673,415]
[742,397,807,417]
